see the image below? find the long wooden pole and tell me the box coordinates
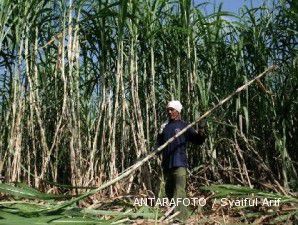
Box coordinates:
[45,66,277,214]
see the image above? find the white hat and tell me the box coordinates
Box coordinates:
[167,100,183,113]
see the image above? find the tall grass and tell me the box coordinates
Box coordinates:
[0,0,297,196]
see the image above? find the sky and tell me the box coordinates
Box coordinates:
[194,0,267,14]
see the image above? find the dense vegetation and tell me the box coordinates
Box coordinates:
[0,0,297,223]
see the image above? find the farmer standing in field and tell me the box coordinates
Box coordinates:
[156,100,206,222]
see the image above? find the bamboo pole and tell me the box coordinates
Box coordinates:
[43,65,277,214]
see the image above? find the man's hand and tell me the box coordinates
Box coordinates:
[197,119,207,129]
[196,119,208,138]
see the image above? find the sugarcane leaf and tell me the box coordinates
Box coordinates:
[0,183,72,200]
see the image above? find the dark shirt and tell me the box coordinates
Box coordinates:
[156,120,205,170]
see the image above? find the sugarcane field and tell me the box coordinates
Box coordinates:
[0,0,297,224]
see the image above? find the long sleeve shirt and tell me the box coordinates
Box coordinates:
[156,119,205,170]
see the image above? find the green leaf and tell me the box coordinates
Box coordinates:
[0,183,71,200]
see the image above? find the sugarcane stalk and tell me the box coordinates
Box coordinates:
[44,65,277,214]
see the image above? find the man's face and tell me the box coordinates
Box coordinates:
[167,107,180,120]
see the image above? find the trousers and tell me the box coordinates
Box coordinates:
[164,167,189,221]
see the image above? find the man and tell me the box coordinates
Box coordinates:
[156,100,206,222]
